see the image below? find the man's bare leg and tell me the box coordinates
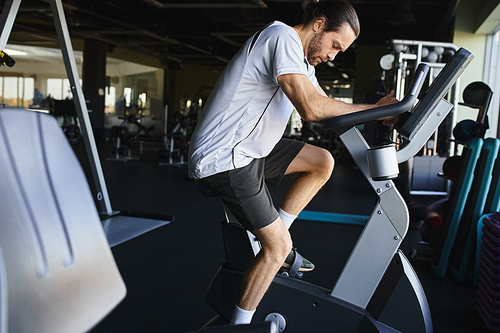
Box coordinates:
[235,217,292,312]
[232,144,333,323]
[276,143,334,272]
[281,143,334,216]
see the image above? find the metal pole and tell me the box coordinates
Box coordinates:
[0,0,21,50]
[49,0,114,215]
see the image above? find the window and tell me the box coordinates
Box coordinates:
[124,87,132,108]
[484,29,500,138]
[47,78,75,100]
[105,86,116,113]
[0,76,35,108]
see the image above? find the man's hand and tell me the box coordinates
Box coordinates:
[375,90,398,107]
[375,90,400,125]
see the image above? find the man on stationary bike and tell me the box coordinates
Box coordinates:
[188,0,397,326]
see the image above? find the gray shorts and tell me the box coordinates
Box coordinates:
[196,138,305,230]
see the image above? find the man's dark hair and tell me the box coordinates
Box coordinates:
[302,0,360,37]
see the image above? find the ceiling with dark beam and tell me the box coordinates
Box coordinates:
[4,0,459,81]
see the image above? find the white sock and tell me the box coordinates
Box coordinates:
[230,305,256,325]
[279,208,297,230]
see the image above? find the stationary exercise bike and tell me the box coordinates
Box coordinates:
[203,48,473,332]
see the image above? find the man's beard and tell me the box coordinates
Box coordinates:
[306,31,325,65]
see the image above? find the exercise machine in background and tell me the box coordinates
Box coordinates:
[159,96,199,167]
[158,109,191,166]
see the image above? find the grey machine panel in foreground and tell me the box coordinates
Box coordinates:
[0,108,126,333]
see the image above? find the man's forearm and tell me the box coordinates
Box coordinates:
[279,73,395,123]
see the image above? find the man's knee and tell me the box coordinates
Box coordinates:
[314,147,335,180]
[254,220,292,262]
[266,231,292,262]
[276,232,293,259]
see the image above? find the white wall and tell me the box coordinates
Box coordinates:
[0,45,161,101]
[453,0,500,138]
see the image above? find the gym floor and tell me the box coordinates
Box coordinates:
[87,138,489,333]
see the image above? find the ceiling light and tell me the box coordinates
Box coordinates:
[3,48,27,56]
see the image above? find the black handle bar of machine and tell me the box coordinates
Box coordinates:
[320,63,430,133]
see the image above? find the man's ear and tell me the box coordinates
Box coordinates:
[313,18,325,32]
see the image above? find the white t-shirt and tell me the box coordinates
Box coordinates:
[188,21,318,179]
